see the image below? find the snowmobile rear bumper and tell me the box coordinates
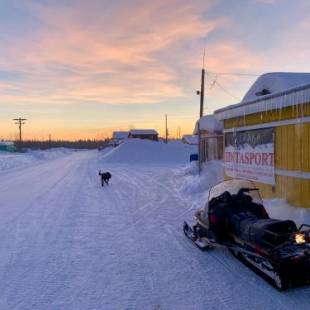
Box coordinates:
[278,255,310,287]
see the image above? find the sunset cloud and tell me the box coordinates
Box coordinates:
[0,0,222,106]
[1,0,310,139]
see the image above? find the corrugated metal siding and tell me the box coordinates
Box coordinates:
[223,101,310,208]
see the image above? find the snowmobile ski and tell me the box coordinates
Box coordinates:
[183,222,213,251]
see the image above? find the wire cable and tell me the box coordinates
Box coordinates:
[214,80,241,101]
[206,71,260,77]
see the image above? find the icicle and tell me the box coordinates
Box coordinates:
[243,110,246,127]
[270,97,274,120]
[279,94,284,120]
[300,89,305,174]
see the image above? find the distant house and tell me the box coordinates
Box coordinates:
[182,135,198,145]
[112,131,129,145]
[128,129,158,141]
[0,141,16,152]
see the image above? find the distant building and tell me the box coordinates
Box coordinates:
[194,114,223,163]
[0,141,16,152]
[112,131,129,146]
[128,129,158,141]
[182,135,198,145]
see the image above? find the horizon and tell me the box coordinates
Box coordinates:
[1,0,310,140]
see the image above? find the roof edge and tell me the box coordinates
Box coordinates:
[214,82,310,120]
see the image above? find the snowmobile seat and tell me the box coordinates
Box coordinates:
[243,219,297,248]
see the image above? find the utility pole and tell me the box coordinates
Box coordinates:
[196,50,205,118]
[165,114,168,144]
[196,51,205,175]
[13,118,27,143]
[177,126,181,139]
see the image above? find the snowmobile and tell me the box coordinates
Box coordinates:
[183,179,310,290]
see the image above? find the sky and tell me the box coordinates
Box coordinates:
[0,0,310,140]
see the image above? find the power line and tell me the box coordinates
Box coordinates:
[206,71,260,77]
[214,80,241,101]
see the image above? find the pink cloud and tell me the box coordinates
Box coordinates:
[0,0,224,106]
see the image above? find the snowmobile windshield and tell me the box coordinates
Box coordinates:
[208,179,263,204]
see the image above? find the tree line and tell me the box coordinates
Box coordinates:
[16,139,112,150]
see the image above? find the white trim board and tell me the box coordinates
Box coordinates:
[276,169,310,180]
[223,116,310,133]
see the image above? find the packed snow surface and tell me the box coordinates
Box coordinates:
[0,142,309,309]
[0,148,74,172]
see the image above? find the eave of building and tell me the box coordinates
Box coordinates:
[214,83,310,121]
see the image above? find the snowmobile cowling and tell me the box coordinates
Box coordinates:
[183,179,310,290]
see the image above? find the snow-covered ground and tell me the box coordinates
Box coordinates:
[0,140,309,309]
[0,148,75,173]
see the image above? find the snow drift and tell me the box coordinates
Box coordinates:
[101,139,196,165]
[0,148,74,173]
[176,160,310,225]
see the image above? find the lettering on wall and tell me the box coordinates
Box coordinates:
[224,128,275,185]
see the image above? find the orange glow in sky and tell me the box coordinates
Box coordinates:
[0,0,310,140]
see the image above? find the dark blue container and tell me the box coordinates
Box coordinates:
[190,153,198,162]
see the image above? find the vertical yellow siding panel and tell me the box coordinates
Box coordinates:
[275,127,282,169]
[287,125,294,171]
[283,126,288,170]
[300,124,307,172]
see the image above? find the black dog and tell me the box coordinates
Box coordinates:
[99,170,112,187]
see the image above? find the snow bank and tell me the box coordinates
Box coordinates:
[178,160,224,195]
[265,199,310,227]
[27,148,74,161]
[175,160,224,210]
[101,139,196,165]
[0,148,74,173]
[175,160,310,224]
[0,153,36,172]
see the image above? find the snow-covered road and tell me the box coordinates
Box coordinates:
[0,150,309,309]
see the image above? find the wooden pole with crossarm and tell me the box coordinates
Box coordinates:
[13,118,27,143]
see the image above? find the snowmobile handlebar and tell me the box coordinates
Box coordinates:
[299,224,310,230]
[237,187,259,196]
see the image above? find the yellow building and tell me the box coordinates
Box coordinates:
[214,72,310,208]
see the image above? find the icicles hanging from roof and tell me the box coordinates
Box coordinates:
[215,83,310,120]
